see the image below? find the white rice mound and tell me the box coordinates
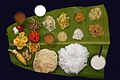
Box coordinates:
[58,43,89,74]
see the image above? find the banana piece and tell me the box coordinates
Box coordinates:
[27,42,40,53]
[8,49,27,65]
[16,53,27,65]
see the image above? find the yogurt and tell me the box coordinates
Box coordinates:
[91,55,106,70]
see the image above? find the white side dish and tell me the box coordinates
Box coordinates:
[13,27,19,34]
[72,28,84,40]
[91,55,106,70]
[58,43,89,74]
[34,5,46,17]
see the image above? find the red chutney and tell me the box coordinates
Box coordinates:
[28,31,40,43]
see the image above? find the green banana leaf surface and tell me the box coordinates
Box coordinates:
[7,5,110,79]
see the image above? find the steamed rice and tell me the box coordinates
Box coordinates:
[58,43,89,74]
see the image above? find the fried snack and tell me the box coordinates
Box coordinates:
[57,13,70,30]
[75,12,84,23]
[89,24,104,38]
[33,49,57,73]
[13,32,28,49]
[22,50,31,62]
[13,37,20,46]
[44,33,55,44]
[19,32,25,37]
[14,12,26,23]
[57,31,67,42]
[27,42,40,54]
[21,36,28,42]
[17,42,26,50]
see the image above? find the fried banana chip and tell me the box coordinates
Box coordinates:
[19,32,25,37]
[21,36,28,42]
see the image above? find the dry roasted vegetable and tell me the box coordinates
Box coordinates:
[89,24,104,38]
[27,42,40,54]
[75,12,84,23]
[8,49,27,65]
[13,32,28,49]
[14,11,26,23]
[29,18,41,31]
[57,13,70,30]
[28,31,40,43]
[22,50,31,62]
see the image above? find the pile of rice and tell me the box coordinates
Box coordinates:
[58,43,89,74]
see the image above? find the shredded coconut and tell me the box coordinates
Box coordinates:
[72,28,84,40]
